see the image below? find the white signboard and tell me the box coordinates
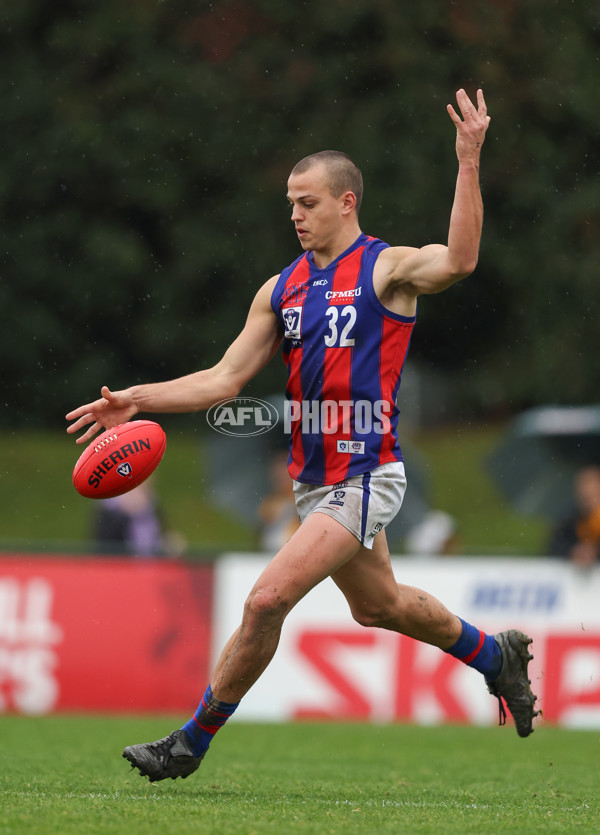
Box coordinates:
[214,556,600,729]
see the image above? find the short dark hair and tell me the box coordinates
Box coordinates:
[290,150,364,212]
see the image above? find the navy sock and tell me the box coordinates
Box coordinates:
[444,618,502,681]
[181,685,240,757]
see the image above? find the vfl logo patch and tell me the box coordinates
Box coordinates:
[337,440,365,454]
[282,306,302,340]
[329,489,346,508]
[117,463,133,478]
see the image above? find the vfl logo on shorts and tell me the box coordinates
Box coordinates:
[282,306,302,340]
[329,489,346,508]
[337,440,365,454]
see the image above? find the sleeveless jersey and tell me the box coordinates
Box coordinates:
[270,233,415,485]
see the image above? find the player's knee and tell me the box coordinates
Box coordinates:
[244,587,290,626]
[350,600,399,629]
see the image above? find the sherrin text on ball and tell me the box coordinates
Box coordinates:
[72,419,166,499]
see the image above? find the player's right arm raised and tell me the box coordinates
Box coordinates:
[66,276,282,444]
[377,89,490,299]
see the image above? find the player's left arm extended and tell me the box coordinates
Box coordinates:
[384,88,490,296]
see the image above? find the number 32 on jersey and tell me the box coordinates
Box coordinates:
[324,305,357,347]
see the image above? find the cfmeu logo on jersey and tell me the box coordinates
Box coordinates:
[207,398,279,437]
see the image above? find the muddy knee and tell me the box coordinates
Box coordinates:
[243,587,290,629]
[350,600,399,629]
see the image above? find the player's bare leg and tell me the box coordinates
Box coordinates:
[210,512,364,702]
[123,512,364,781]
[332,529,538,736]
[331,530,462,646]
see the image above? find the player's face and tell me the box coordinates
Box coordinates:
[286,165,345,254]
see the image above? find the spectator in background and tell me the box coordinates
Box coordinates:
[93,480,184,557]
[258,450,301,551]
[405,510,460,556]
[548,465,600,567]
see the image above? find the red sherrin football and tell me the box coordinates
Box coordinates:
[72,420,167,499]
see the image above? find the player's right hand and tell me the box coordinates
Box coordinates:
[65,386,138,444]
[447,88,490,164]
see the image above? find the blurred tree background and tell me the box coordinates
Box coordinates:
[1,0,598,428]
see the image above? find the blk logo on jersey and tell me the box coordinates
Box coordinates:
[283,306,302,340]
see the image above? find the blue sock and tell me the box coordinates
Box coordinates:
[444,618,502,681]
[181,685,239,758]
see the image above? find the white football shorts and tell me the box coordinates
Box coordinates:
[293,461,406,550]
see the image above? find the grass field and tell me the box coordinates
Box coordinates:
[0,424,548,556]
[0,717,598,834]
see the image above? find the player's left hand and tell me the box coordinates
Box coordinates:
[447,88,490,163]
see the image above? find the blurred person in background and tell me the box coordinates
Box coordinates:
[405,509,460,556]
[548,465,600,567]
[257,449,301,551]
[93,480,185,557]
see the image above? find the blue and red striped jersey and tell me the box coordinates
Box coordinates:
[271,233,415,485]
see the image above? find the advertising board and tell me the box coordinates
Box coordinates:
[0,556,213,714]
[214,556,600,729]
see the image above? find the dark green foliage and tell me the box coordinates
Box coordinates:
[1,1,598,426]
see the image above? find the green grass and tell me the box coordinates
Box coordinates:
[0,717,598,834]
[416,423,548,555]
[0,424,547,556]
[0,428,255,554]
